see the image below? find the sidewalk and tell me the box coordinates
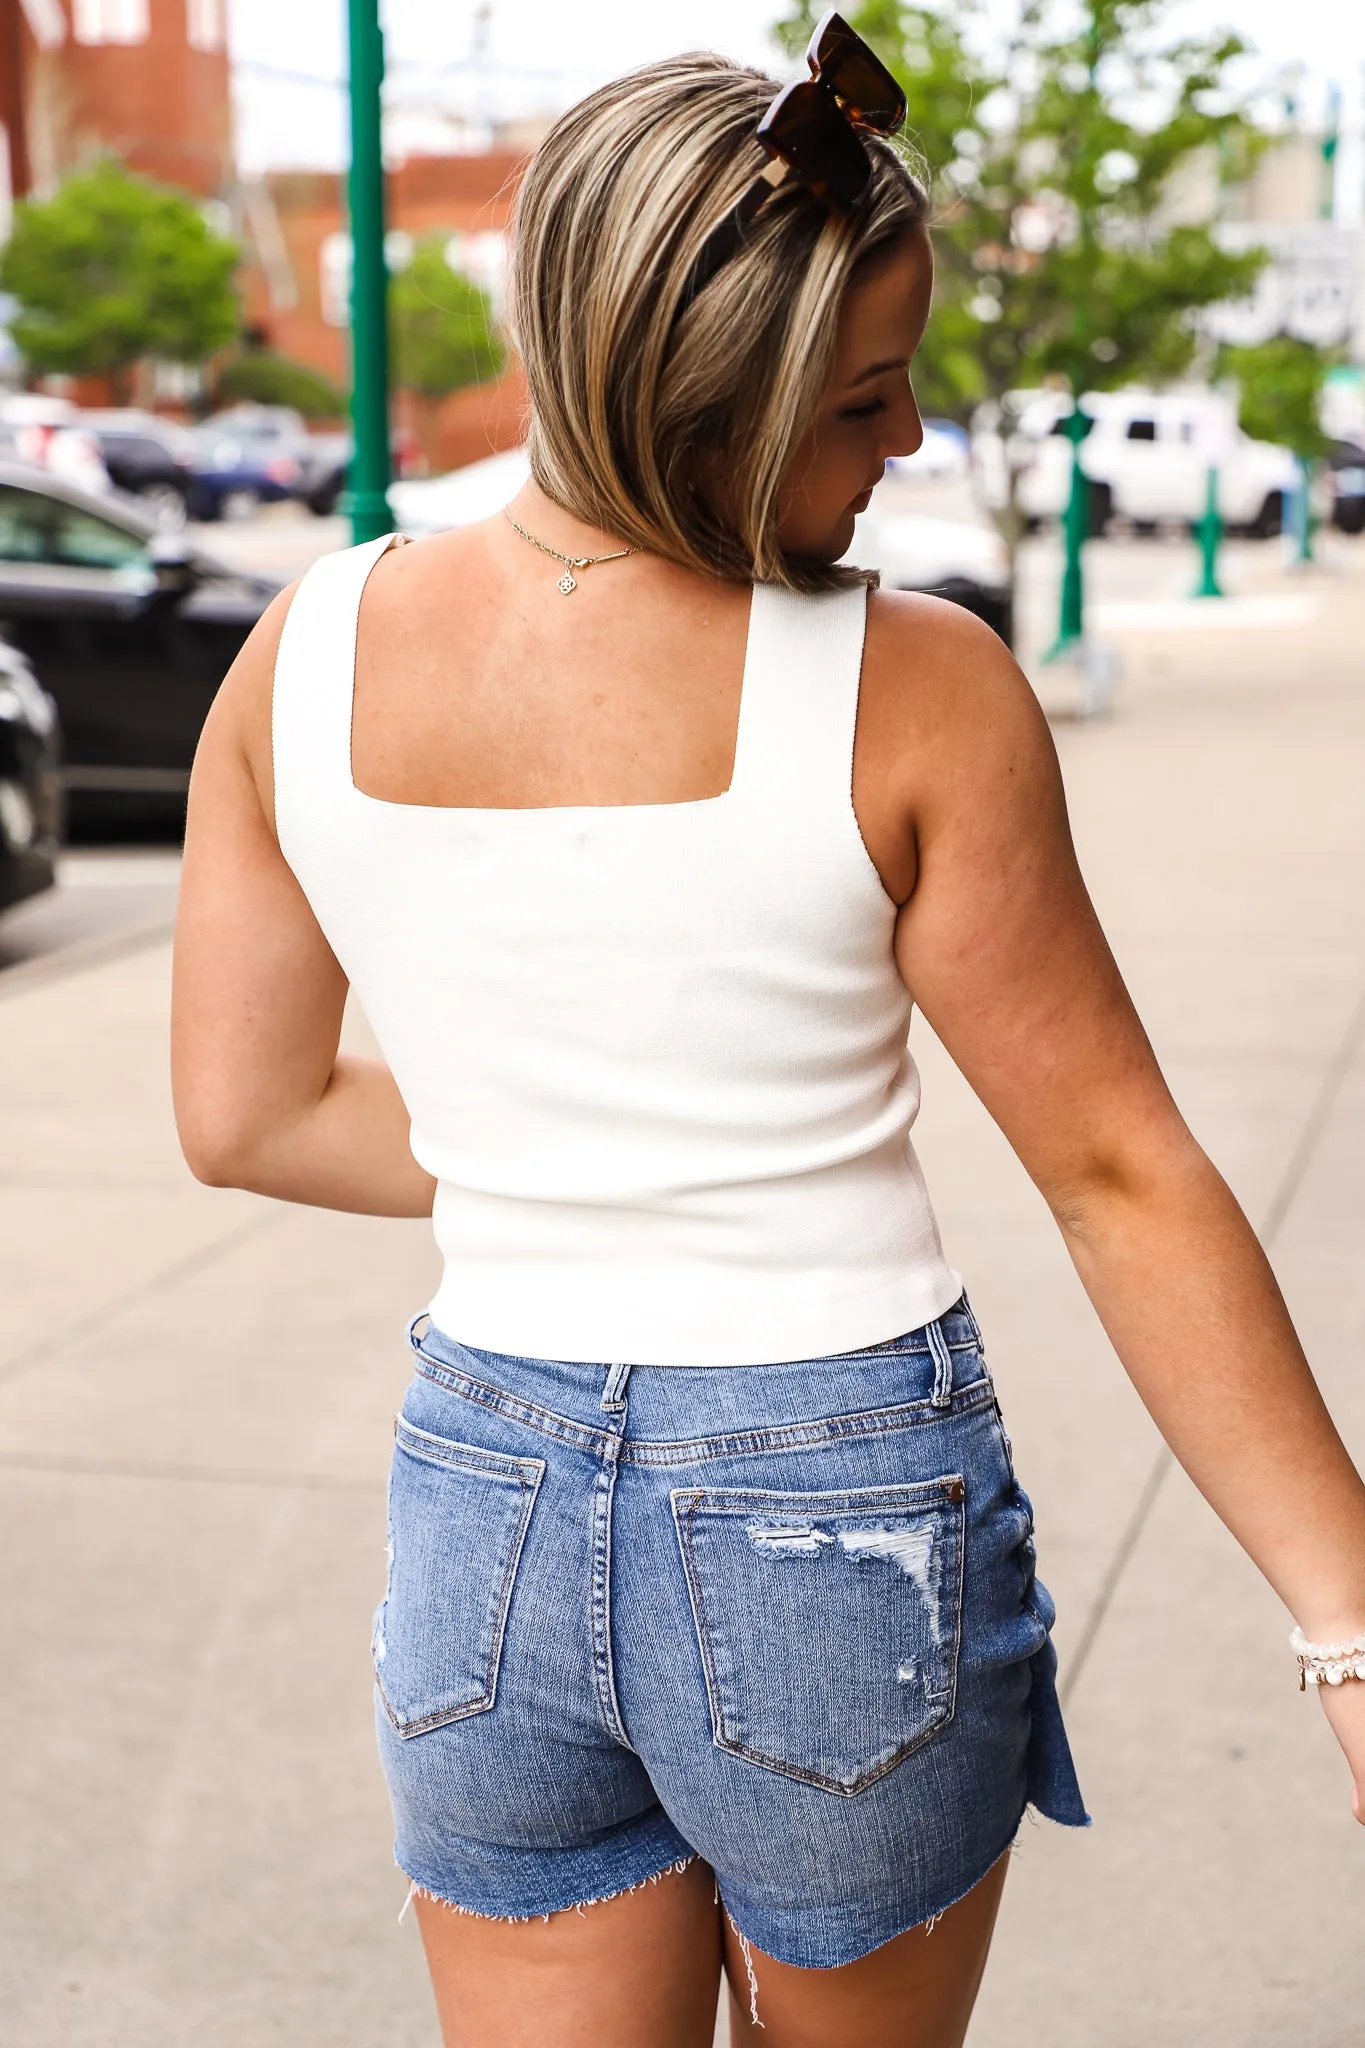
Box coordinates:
[1,538,1362,2045]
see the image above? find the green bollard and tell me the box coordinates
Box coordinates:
[345,0,393,546]
[1288,457,1313,566]
[1193,466,1223,598]
[1043,406,1093,662]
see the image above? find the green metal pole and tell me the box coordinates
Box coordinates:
[1289,456,1313,565]
[1193,465,1223,598]
[1044,407,1092,661]
[346,0,392,544]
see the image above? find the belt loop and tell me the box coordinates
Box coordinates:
[406,1311,432,1354]
[926,1317,954,1408]
[600,1361,632,1413]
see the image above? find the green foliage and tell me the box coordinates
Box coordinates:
[0,157,238,383]
[389,237,505,398]
[776,0,1272,423]
[1216,334,1336,462]
[215,350,347,419]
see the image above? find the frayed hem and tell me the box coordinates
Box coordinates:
[395,1853,698,1927]
[720,1798,1059,1976]
[723,1906,765,2030]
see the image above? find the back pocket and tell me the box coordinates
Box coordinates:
[671,1477,965,1795]
[374,1416,545,1739]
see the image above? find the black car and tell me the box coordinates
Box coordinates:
[83,410,200,527]
[0,460,279,830]
[1329,441,1365,536]
[0,635,62,913]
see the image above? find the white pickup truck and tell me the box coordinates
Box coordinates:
[975,389,1300,537]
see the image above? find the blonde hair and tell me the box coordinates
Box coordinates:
[509,55,927,592]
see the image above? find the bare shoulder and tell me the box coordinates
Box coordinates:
[191,576,303,818]
[861,586,1062,830]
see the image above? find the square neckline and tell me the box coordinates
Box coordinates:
[345,533,761,821]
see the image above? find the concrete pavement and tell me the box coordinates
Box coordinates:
[0,529,1362,2044]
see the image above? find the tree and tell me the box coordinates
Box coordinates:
[215,349,347,420]
[1216,334,1335,464]
[389,236,505,401]
[777,0,1275,538]
[0,158,238,402]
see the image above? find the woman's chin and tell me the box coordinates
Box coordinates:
[780,510,860,563]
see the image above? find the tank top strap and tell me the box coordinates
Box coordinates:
[272,533,399,841]
[730,580,870,809]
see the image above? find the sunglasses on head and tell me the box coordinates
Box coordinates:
[677,11,908,313]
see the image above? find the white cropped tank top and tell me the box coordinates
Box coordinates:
[273,535,961,1366]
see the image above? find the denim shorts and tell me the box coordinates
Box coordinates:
[373,1298,1088,1970]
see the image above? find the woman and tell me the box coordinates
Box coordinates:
[171,27,1365,2048]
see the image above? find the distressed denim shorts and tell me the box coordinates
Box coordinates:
[373,1298,1088,1970]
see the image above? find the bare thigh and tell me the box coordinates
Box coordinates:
[724,1852,1010,2048]
[414,1851,1007,2048]
[414,1859,723,2048]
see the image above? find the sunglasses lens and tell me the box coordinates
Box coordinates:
[758,77,873,208]
[807,9,907,133]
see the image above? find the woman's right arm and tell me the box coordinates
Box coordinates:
[171,588,436,1220]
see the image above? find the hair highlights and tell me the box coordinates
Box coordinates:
[509,55,927,592]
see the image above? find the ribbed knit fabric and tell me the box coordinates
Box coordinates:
[272,535,961,1365]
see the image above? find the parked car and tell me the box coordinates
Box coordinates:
[853,506,1013,647]
[0,460,280,828]
[887,418,971,483]
[392,448,1015,647]
[1328,441,1365,536]
[0,635,62,913]
[975,389,1300,537]
[0,395,111,499]
[83,409,200,528]
[186,418,306,522]
[197,405,351,517]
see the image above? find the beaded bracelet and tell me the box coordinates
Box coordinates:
[1290,1625,1365,1690]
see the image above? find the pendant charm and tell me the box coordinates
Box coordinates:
[557,570,577,595]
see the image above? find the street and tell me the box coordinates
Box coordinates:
[1,511,1362,2044]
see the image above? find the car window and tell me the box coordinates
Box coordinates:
[105,436,169,464]
[0,485,150,571]
[1125,419,1157,441]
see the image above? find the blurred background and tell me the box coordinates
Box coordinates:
[0,4,1361,2044]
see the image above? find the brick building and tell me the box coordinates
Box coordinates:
[0,0,232,204]
[0,3,529,471]
[238,150,531,472]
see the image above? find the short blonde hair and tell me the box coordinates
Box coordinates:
[509,54,927,592]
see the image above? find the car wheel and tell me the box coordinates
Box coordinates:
[221,488,260,522]
[1333,500,1365,536]
[306,484,342,517]
[1251,491,1284,539]
[140,483,188,530]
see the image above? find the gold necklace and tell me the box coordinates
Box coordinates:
[503,508,638,594]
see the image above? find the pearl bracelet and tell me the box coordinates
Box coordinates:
[1290,1625,1365,1690]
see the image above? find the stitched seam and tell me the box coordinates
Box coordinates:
[412,1359,993,1463]
[413,1356,613,1453]
[669,1484,967,1795]
[625,1385,993,1466]
[414,1354,992,1460]
[393,1417,545,1483]
[378,1465,542,1738]
[712,1710,954,1795]
[590,1456,632,1748]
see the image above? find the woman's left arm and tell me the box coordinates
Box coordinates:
[879,595,1365,1817]
[171,588,436,1219]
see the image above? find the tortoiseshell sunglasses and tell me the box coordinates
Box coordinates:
[678,10,908,312]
